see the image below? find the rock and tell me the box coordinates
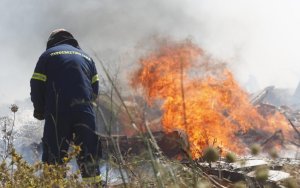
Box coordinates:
[247,170,290,182]
[231,159,268,170]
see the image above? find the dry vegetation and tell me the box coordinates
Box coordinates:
[0,59,299,188]
[0,103,299,188]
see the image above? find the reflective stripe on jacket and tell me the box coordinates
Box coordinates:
[30,44,99,115]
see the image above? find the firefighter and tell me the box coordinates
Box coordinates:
[30,29,102,184]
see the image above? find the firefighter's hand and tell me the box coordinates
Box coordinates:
[33,110,45,120]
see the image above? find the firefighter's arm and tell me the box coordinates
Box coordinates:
[30,55,47,120]
[91,59,99,100]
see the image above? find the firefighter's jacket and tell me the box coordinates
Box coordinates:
[30,44,99,116]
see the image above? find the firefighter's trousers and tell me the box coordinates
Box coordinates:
[42,111,102,179]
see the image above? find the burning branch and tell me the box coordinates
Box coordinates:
[261,130,284,146]
[287,119,300,147]
[287,119,300,138]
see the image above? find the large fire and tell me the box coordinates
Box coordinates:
[131,40,293,159]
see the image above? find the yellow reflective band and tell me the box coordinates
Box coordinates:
[82,175,102,183]
[32,73,47,82]
[92,74,99,84]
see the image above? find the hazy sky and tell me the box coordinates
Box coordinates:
[1,0,300,105]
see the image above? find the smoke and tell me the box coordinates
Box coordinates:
[1,0,300,106]
[186,0,300,92]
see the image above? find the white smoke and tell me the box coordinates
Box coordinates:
[1,0,300,107]
[1,0,300,105]
[1,0,300,108]
[185,0,300,92]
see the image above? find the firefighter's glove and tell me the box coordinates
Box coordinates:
[33,109,45,120]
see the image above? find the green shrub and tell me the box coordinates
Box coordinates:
[250,144,261,156]
[225,152,237,163]
[202,147,219,163]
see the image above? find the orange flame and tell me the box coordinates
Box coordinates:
[131,40,293,159]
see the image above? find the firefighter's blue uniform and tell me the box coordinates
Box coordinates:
[30,30,101,183]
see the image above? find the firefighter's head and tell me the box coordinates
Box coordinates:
[46,29,79,49]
